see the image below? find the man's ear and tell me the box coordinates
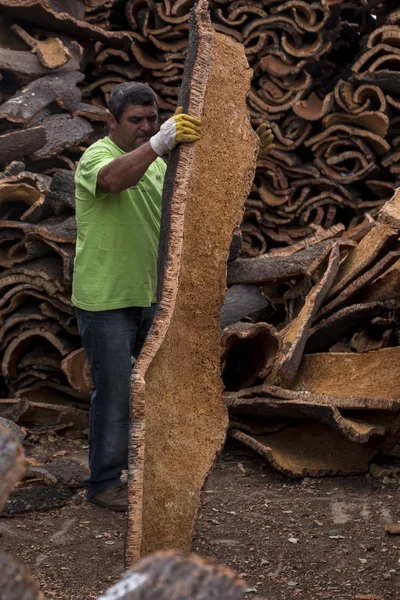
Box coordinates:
[107,110,117,131]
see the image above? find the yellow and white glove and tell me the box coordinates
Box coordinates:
[256,123,275,160]
[150,106,201,156]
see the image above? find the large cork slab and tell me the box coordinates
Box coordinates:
[126,1,257,564]
[292,347,400,400]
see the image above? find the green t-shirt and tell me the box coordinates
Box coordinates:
[72,136,166,311]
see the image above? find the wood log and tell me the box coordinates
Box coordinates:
[305,301,397,353]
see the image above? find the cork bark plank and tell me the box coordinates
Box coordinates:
[225,387,397,443]
[0,0,131,48]
[318,250,400,320]
[269,244,340,388]
[292,347,400,401]
[229,423,378,478]
[378,188,400,230]
[0,47,80,77]
[325,223,398,301]
[227,238,353,285]
[0,127,46,165]
[126,0,257,564]
[305,300,396,354]
[0,71,84,124]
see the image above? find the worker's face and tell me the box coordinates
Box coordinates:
[108,103,159,152]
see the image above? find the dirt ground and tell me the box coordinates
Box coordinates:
[1,436,400,600]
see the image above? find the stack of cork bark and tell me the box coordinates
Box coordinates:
[0,0,399,474]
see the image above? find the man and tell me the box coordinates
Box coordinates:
[73,81,274,512]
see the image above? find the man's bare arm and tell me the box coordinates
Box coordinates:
[98,109,201,195]
[97,142,158,194]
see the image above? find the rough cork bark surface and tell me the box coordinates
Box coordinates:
[292,347,400,400]
[270,245,340,387]
[229,423,378,478]
[99,551,245,600]
[126,0,257,565]
[0,423,25,513]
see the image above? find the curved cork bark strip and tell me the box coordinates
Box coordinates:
[221,322,281,391]
[305,300,396,354]
[32,114,93,159]
[0,47,80,78]
[225,385,399,444]
[378,188,400,230]
[227,238,349,286]
[322,111,390,138]
[293,347,400,401]
[229,424,378,478]
[325,223,398,301]
[293,91,334,121]
[0,182,45,222]
[0,0,131,48]
[318,250,400,320]
[61,348,93,396]
[226,384,400,412]
[268,244,340,388]
[126,0,257,564]
[0,127,46,165]
[228,398,388,444]
[0,71,84,124]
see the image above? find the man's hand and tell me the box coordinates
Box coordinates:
[256,123,275,160]
[150,106,201,156]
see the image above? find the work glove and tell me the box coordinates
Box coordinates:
[256,123,275,160]
[150,106,201,156]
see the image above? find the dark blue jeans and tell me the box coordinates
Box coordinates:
[75,305,156,499]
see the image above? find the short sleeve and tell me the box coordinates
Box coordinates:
[75,144,115,201]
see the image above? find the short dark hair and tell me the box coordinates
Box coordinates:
[108,82,158,122]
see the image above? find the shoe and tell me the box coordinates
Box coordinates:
[89,484,128,512]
